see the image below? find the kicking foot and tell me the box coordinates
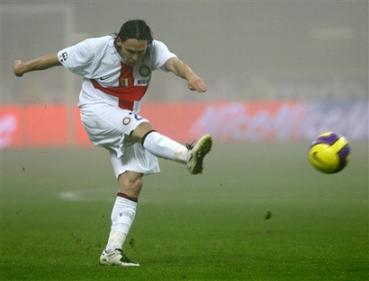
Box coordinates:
[99,248,140,267]
[186,134,213,174]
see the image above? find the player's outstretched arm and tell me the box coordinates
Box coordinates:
[164,57,207,93]
[13,53,61,77]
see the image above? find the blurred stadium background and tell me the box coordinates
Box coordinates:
[0,0,367,146]
[0,1,368,281]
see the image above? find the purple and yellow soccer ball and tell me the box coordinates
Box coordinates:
[308,132,351,174]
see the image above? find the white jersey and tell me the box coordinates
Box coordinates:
[57,35,176,112]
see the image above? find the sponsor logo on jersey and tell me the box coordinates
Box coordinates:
[139,65,151,77]
[137,79,149,85]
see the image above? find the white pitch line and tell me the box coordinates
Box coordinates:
[58,191,83,202]
[57,188,117,202]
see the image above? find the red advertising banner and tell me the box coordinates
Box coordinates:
[0,101,367,149]
[0,105,69,148]
[0,106,22,148]
[141,102,219,141]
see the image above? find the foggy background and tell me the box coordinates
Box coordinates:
[0,0,367,105]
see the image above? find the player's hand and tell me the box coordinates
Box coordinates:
[13,60,25,77]
[187,74,207,93]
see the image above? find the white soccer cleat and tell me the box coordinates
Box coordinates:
[99,248,140,267]
[186,134,213,174]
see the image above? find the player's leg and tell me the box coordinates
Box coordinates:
[81,104,212,174]
[81,105,158,266]
[100,171,143,267]
[100,143,159,267]
[131,121,189,163]
[131,121,213,174]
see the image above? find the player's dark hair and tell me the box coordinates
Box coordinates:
[118,20,153,44]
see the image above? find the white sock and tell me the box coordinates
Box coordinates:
[143,131,189,163]
[105,230,126,252]
[105,196,137,251]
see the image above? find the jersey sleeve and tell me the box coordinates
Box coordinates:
[57,38,96,77]
[151,40,177,71]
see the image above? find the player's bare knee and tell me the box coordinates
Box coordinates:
[130,122,154,143]
[130,175,143,191]
[129,177,143,198]
[118,171,143,198]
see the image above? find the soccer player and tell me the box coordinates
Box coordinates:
[13,19,212,267]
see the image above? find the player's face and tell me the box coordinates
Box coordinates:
[117,38,148,67]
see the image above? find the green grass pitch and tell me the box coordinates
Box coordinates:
[0,142,368,281]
